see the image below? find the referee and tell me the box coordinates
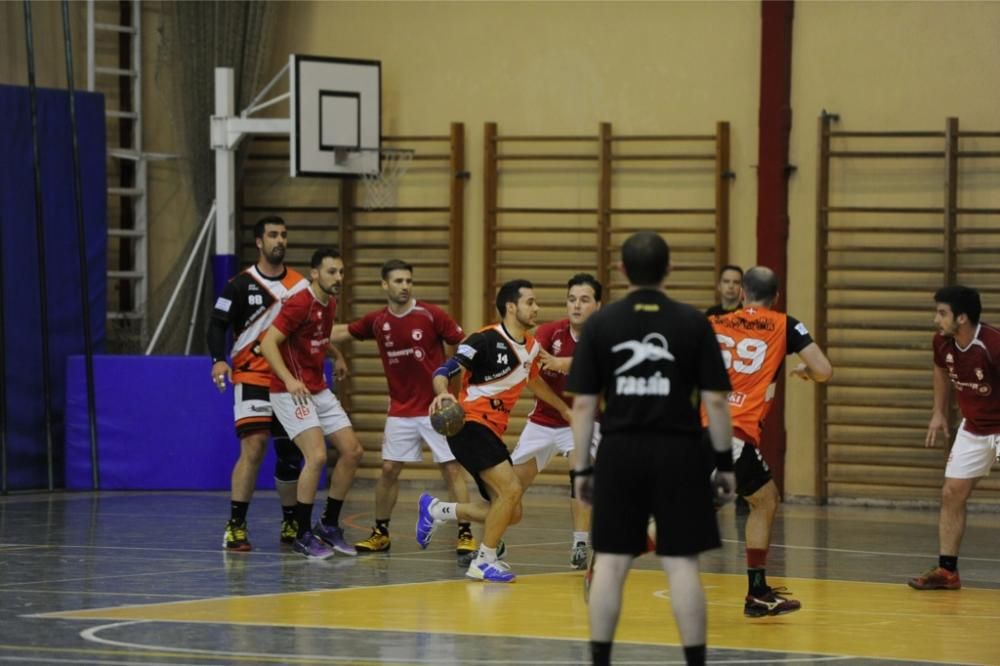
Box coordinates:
[568,232,735,666]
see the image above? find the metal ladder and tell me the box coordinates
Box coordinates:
[85,0,172,346]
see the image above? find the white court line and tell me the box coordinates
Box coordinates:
[79,620,855,665]
[0,656,211,666]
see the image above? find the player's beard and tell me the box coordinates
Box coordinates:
[264,245,285,267]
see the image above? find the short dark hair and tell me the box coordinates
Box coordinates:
[621,232,669,286]
[311,247,342,269]
[567,273,603,302]
[719,264,743,279]
[254,215,286,239]
[935,285,981,324]
[742,266,778,304]
[496,279,533,317]
[381,259,414,281]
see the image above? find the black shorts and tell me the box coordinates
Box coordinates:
[592,433,720,557]
[734,439,772,497]
[447,421,511,501]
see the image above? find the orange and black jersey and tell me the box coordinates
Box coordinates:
[207,265,308,387]
[707,306,813,445]
[454,323,541,438]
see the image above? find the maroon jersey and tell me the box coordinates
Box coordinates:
[933,323,1000,435]
[528,319,576,428]
[270,287,336,394]
[348,300,464,417]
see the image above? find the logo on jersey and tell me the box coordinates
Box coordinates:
[214,297,232,312]
[382,322,391,332]
[728,391,747,407]
[552,339,563,354]
[294,405,311,419]
[248,283,259,292]
[612,333,674,396]
[946,353,954,364]
[795,322,809,336]
[414,348,425,361]
[976,368,984,380]
[412,329,423,341]
[489,398,510,414]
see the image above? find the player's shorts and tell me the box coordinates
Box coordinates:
[592,432,720,557]
[234,383,273,438]
[511,421,603,471]
[732,437,773,497]
[447,421,511,501]
[946,421,1000,479]
[510,421,574,469]
[270,389,353,441]
[382,416,455,464]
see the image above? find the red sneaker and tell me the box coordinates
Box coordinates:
[908,566,961,590]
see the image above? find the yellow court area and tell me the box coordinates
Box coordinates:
[46,570,1000,665]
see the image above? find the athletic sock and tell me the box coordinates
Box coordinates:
[430,501,458,522]
[294,502,313,538]
[281,504,296,523]
[457,521,473,535]
[590,641,612,666]
[322,497,344,527]
[230,501,249,524]
[375,519,390,535]
[939,555,959,572]
[683,645,707,666]
[573,530,590,546]
[477,544,498,563]
[748,568,768,596]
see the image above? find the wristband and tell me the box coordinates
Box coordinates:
[714,450,734,472]
[569,466,594,499]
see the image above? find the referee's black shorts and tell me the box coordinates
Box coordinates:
[592,432,720,557]
[447,421,512,501]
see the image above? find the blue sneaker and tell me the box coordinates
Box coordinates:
[466,558,516,583]
[416,493,443,549]
[292,532,334,560]
[313,522,357,556]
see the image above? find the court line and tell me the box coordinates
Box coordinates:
[0,655,211,666]
[79,620,856,665]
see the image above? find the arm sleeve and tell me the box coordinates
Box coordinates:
[207,280,239,362]
[785,315,815,355]
[272,294,306,337]
[347,311,376,340]
[430,304,466,345]
[566,318,602,395]
[454,331,487,369]
[698,316,732,391]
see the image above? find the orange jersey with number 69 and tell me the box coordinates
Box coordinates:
[703,306,812,445]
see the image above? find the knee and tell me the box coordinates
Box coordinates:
[747,482,779,512]
[498,474,523,502]
[381,461,403,483]
[342,441,364,467]
[240,435,268,465]
[302,446,327,470]
[941,482,969,506]
[509,501,524,525]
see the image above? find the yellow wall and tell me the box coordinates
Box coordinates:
[270,0,763,322]
[785,2,1000,497]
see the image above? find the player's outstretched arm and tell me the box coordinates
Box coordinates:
[791,343,833,382]
[329,323,354,345]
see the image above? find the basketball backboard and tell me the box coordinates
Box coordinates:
[290,54,381,178]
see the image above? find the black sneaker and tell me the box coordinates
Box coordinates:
[744,586,802,618]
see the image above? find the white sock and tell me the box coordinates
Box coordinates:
[573,531,590,546]
[476,544,498,563]
[430,500,458,522]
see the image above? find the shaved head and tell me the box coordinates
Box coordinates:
[742,266,779,306]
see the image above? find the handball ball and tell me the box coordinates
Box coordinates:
[431,401,465,437]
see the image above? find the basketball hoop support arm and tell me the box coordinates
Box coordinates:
[211,66,290,296]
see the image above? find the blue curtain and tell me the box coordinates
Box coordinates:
[0,84,107,489]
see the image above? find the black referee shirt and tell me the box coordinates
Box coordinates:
[567,288,730,437]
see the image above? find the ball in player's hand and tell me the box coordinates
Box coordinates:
[430,401,465,437]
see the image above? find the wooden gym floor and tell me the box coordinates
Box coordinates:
[1,486,998,665]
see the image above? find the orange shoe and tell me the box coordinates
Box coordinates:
[908,566,961,590]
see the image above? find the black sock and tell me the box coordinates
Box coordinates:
[939,555,959,572]
[458,521,472,535]
[322,497,344,527]
[590,641,612,666]
[375,519,390,535]
[748,567,768,595]
[282,505,296,523]
[683,645,706,666]
[295,502,313,538]
[230,501,249,524]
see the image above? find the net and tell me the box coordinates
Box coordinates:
[360,147,414,210]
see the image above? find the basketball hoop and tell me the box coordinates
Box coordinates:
[360,147,413,210]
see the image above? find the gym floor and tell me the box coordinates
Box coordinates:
[1,486,998,665]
